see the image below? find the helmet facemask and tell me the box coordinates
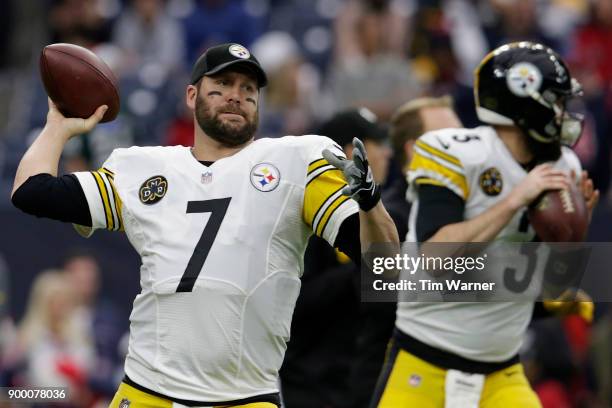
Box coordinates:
[528,78,584,147]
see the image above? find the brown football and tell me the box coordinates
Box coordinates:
[528,182,589,242]
[39,43,119,123]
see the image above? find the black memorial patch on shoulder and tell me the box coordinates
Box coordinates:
[479,167,503,196]
[139,175,168,205]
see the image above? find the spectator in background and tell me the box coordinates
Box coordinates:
[112,0,185,75]
[15,271,95,404]
[48,0,112,46]
[251,31,320,139]
[567,0,612,196]
[348,96,462,407]
[591,309,612,406]
[408,3,481,127]
[182,0,260,65]
[483,0,557,50]
[280,108,390,408]
[61,249,124,401]
[330,0,421,120]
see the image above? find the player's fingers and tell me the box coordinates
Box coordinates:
[322,149,347,170]
[352,137,366,157]
[539,168,568,178]
[587,189,600,211]
[83,105,108,129]
[541,178,570,191]
[533,163,554,173]
[583,177,594,198]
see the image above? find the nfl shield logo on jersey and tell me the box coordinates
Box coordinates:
[250,163,281,192]
[118,398,130,408]
[201,171,213,184]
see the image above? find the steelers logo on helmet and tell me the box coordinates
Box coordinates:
[506,62,543,97]
[479,167,503,196]
[228,44,250,59]
[250,163,281,192]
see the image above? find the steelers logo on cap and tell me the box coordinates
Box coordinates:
[229,44,250,59]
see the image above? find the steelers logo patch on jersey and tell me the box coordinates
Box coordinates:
[250,163,280,192]
[479,167,503,196]
[139,175,168,204]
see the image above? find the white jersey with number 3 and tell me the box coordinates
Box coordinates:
[398,126,582,362]
[73,135,358,402]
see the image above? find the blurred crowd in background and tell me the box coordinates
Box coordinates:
[0,0,610,407]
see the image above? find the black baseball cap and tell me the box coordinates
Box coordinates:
[318,108,388,147]
[190,43,268,87]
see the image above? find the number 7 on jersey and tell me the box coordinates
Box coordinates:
[177,197,232,292]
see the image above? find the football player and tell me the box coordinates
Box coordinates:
[11,43,398,407]
[372,42,598,408]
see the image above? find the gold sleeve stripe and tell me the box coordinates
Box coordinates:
[413,145,464,175]
[307,158,330,175]
[416,140,462,168]
[308,184,343,227]
[316,195,350,237]
[415,178,446,187]
[111,184,123,231]
[306,166,340,186]
[91,172,114,230]
[409,152,469,198]
[97,168,123,231]
[303,165,349,229]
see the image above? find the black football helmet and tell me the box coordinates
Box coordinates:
[474,42,583,147]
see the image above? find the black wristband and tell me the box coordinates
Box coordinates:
[358,184,381,212]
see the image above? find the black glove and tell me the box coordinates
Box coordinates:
[322,137,381,211]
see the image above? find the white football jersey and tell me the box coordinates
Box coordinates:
[73,135,358,402]
[398,126,581,362]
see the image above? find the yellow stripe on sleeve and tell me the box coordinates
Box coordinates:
[91,172,113,230]
[98,168,123,231]
[307,158,329,175]
[316,194,350,237]
[415,178,446,187]
[303,166,349,230]
[409,152,469,199]
[415,140,462,167]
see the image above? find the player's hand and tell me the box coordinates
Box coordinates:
[45,98,108,139]
[322,138,381,212]
[543,288,594,323]
[508,163,570,210]
[573,170,599,223]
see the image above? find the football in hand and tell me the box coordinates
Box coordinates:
[528,182,588,242]
[39,43,120,123]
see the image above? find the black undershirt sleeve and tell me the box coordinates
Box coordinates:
[334,213,361,267]
[11,173,92,226]
[416,184,465,242]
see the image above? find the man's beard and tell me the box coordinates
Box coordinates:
[195,94,258,147]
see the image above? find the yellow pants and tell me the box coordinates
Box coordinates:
[373,346,542,408]
[109,382,278,408]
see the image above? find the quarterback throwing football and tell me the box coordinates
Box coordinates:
[12,43,398,407]
[372,42,598,408]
